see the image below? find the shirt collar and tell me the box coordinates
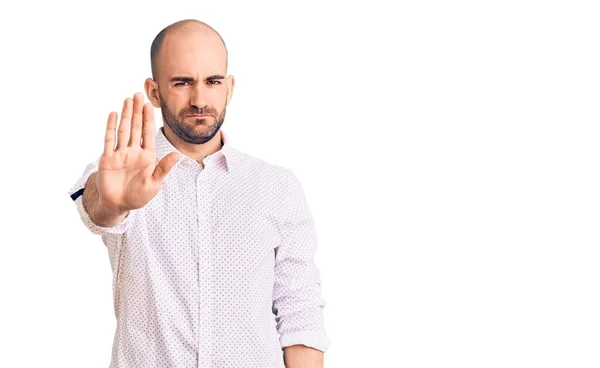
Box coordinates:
[155,126,239,173]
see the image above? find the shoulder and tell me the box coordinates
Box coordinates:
[234,149,293,180]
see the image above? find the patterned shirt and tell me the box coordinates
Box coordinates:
[67,127,330,368]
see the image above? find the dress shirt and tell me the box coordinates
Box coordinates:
[67,127,330,368]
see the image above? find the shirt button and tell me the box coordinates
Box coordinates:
[198,218,208,226]
[199,355,209,364]
[200,307,210,315]
[201,261,209,270]
[197,177,207,184]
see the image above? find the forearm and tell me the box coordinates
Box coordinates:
[83,172,129,227]
[283,345,324,368]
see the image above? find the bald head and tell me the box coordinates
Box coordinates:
[150,19,228,80]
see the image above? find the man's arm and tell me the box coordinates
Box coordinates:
[283,344,324,368]
[68,158,136,237]
[83,171,130,227]
[272,169,331,361]
[67,93,179,237]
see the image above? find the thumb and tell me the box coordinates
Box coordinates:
[152,151,181,184]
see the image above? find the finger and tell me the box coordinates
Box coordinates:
[152,151,181,184]
[104,111,118,154]
[129,92,144,147]
[116,98,133,150]
[141,102,156,150]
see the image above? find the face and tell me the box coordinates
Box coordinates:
[145,25,234,145]
[159,89,227,144]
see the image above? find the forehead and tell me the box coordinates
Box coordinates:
[158,29,226,78]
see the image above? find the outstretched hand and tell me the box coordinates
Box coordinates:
[96,92,180,216]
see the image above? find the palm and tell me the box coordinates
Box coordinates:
[97,93,180,215]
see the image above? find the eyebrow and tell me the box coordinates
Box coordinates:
[206,75,225,81]
[170,76,194,83]
[170,75,226,83]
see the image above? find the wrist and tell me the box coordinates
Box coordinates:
[98,198,129,218]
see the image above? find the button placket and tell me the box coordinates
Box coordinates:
[196,167,214,365]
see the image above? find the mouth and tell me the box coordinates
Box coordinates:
[187,115,212,118]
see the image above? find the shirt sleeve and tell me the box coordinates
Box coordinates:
[272,168,331,353]
[67,157,136,236]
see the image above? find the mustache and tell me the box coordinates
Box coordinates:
[181,106,216,116]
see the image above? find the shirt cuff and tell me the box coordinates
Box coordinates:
[72,193,135,236]
[280,330,332,353]
[68,157,136,236]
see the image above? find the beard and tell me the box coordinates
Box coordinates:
[159,93,227,145]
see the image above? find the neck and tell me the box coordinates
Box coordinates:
[161,125,223,164]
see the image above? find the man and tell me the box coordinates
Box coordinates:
[67,19,330,368]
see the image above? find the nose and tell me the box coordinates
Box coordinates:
[189,84,208,111]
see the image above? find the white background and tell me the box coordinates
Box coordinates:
[0,0,598,367]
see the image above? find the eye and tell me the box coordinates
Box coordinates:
[174,81,191,87]
[208,80,222,85]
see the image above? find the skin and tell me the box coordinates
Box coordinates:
[85,19,324,367]
[144,20,234,169]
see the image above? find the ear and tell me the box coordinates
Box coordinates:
[145,78,161,108]
[226,75,235,105]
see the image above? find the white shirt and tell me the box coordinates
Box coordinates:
[67,127,330,368]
